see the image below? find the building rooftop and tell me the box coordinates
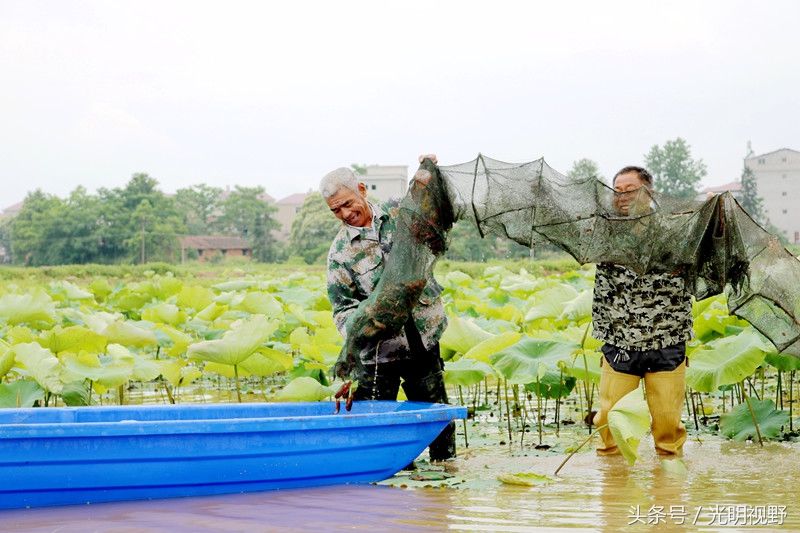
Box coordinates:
[276,192,309,205]
[701,181,742,194]
[746,147,800,160]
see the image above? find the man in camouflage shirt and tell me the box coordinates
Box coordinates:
[592,166,692,456]
[321,166,455,461]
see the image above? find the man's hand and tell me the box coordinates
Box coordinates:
[418,153,438,164]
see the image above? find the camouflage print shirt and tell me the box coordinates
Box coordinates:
[326,201,447,364]
[591,263,693,351]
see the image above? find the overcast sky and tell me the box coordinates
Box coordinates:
[1,0,798,209]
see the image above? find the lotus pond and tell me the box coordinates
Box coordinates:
[1,260,798,530]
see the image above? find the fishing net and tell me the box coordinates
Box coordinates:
[335,155,800,378]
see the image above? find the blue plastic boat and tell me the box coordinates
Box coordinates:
[0,401,465,509]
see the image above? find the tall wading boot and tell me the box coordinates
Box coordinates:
[644,361,687,456]
[593,362,641,455]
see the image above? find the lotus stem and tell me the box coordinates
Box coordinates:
[741,380,764,447]
[689,389,700,430]
[504,379,513,446]
[234,364,242,403]
[554,424,606,476]
[458,385,469,448]
[789,371,794,432]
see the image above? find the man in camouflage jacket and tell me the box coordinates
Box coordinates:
[592,166,692,456]
[321,166,455,461]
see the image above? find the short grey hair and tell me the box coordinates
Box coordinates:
[319,167,360,199]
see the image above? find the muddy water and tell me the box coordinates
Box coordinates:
[3,435,798,532]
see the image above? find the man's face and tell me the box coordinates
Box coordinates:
[326,183,372,227]
[613,171,650,215]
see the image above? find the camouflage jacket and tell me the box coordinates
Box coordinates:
[591,263,693,351]
[326,201,447,364]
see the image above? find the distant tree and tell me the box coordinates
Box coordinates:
[445,222,491,262]
[445,221,530,262]
[740,164,766,225]
[215,186,280,262]
[644,138,707,199]
[351,163,367,176]
[174,184,223,234]
[9,190,63,265]
[97,173,185,263]
[568,158,603,182]
[289,193,341,264]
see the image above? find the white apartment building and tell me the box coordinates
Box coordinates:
[361,165,408,202]
[745,148,800,243]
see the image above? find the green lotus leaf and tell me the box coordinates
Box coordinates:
[61,350,133,389]
[212,280,258,292]
[525,371,577,399]
[153,275,183,300]
[141,303,187,326]
[158,359,186,387]
[686,328,773,392]
[241,349,294,376]
[306,311,336,328]
[289,327,312,348]
[195,302,228,321]
[660,458,688,478]
[463,331,521,363]
[102,321,159,348]
[0,379,44,408]
[558,290,593,323]
[499,272,545,295]
[692,293,727,317]
[12,342,63,394]
[444,270,473,287]
[155,324,193,357]
[89,278,113,301]
[720,399,789,441]
[276,287,324,309]
[444,358,494,387]
[273,376,334,402]
[607,387,650,465]
[177,285,215,312]
[314,326,343,345]
[0,342,15,380]
[234,292,283,317]
[107,344,161,382]
[49,280,94,301]
[187,315,276,366]
[491,337,580,385]
[440,315,494,355]
[0,291,57,326]
[107,287,152,314]
[8,326,36,345]
[497,472,556,486]
[37,325,107,356]
[524,285,579,322]
[60,380,91,406]
[764,352,800,371]
[562,350,602,385]
[82,311,120,334]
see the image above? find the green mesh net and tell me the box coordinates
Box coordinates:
[335,155,800,378]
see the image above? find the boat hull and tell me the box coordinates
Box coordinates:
[0,401,466,509]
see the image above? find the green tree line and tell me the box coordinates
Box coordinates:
[0,174,281,266]
[0,141,772,266]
